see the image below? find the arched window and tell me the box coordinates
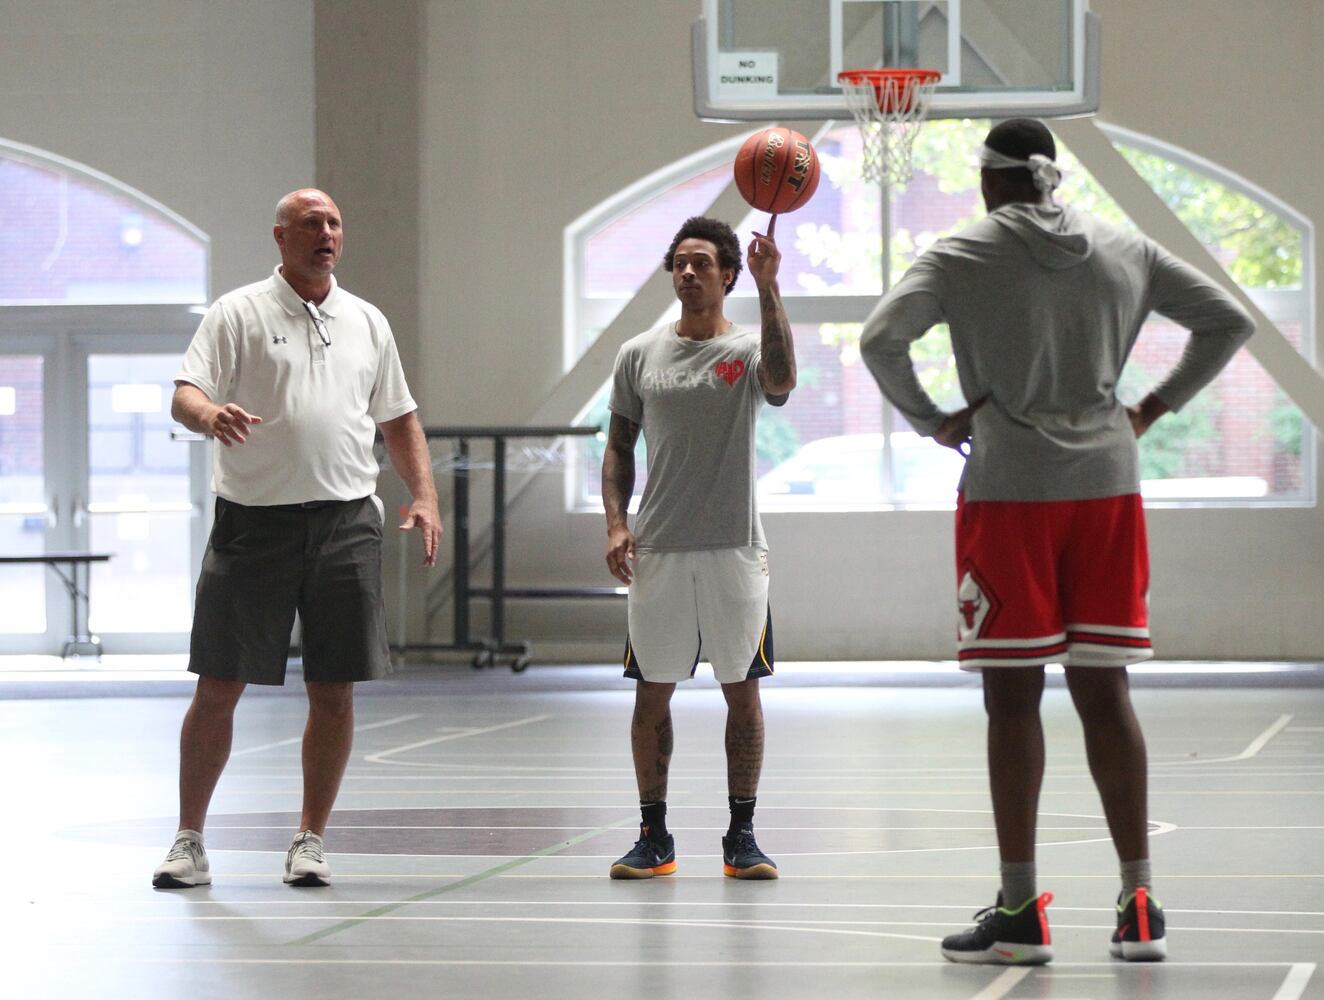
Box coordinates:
[0,138,207,304]
[566,122,1314,509]
[1,139,210,652]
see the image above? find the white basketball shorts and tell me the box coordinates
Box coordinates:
[624,546,774,685]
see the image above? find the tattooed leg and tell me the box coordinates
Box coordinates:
[721,677,765,798]
[631,679,677,801]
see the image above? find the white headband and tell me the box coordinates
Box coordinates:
[979,145,1063,193]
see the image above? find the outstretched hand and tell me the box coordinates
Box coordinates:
[207,403,262,447]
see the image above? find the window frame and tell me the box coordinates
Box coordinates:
[565,123,1315,512]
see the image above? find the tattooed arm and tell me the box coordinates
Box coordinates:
[747,222,796,403]
[602,412,641,585]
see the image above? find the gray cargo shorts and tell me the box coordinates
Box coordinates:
[188,496,391,685]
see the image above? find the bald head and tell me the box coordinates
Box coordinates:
[276,188,339,227]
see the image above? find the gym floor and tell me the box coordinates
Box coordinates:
[2,660,1321,1000]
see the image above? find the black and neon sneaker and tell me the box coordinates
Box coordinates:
[721,828,778,880]
[1111,887,1167,961]
[609,826,676,879]
[941,892,1054,965]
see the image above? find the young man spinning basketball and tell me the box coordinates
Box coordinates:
[861,119,1254,962]
[602,215,795,880]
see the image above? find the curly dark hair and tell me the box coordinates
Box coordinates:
[662,216,742,295]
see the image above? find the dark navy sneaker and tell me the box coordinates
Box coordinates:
[1111,887,1167,961]
[721,828,778,879]
[941,892,1054,965]
[609,826,676,879]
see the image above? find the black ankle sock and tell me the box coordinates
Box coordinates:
[727,795,756,837]
[640,800,668,839]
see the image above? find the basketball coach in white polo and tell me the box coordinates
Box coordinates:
[152,188,440,890]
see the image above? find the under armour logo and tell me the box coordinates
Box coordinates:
[272,335,288,345]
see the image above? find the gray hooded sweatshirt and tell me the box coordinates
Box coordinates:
[859,203,1255,502]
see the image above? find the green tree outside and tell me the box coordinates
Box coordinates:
[798,120,1305,487]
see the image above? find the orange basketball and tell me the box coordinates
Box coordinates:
[733,127,821,214]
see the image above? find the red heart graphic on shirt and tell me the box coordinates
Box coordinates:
[715,359,746,386]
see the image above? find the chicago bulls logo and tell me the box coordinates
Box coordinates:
[957,570,991,641]
[960,595,980,630]
[715,359,746,386]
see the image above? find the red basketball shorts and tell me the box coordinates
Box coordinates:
[954,493,1152,671]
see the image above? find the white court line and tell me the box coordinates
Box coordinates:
[1150,774,1324,781]
[363,715,553,765]
[230,714,421,758]
[123,960,1324,974]
[131,804,1104,815]
[218,769,1324,781]
[106,823,1117,832]
[311,789,1324,797]
[1273,963,1317,1000]
[305,763,1319,775]
[108,915,1324,935]
[1177,826,1324,831]
[967,969,1030,1000]
[108,870,1324,880]
[1159,714,1293,767]
[122,960,1324,972]
[88,900,1324,918]
[116,914,941,945]
[506,872,1324,881]
[390,752,999,760]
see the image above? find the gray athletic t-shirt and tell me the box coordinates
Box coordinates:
[609,322,768,553]
[860,204,1255,501]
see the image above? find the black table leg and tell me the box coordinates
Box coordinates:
[453,438,470,647]
[492,436,506,652]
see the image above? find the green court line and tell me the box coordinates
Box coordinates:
[287,817,637,947]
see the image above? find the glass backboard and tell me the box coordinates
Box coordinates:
[694,0,1098,121]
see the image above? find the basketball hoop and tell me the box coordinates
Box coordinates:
[837,68,941,186]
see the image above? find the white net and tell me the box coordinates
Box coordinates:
[837,70,940,186]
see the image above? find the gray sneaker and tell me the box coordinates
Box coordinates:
[283,830,331,886]
[152,830,211,888]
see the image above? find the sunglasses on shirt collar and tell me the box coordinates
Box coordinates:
[302,300,331,347]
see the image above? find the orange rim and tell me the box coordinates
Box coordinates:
[837,68,941,87]
[838,68,941,113]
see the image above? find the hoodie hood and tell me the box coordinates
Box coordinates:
[990,203,1093,270]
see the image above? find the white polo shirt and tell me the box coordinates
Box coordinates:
[177,267,417,506]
